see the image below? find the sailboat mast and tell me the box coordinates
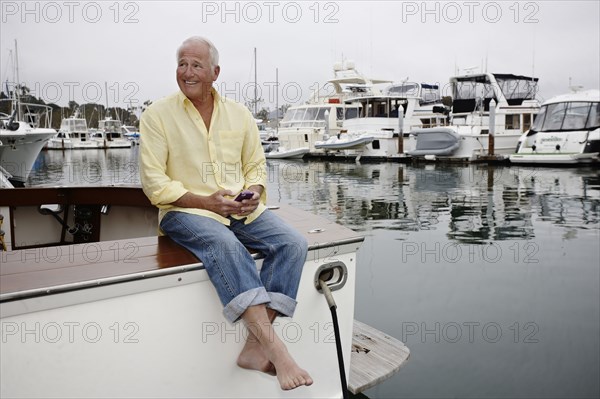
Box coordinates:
[254,47,258,116]
[276,67,279,135]
[14,40,21,119]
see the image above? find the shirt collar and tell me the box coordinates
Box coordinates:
[178,87,221,107]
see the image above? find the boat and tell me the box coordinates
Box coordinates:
[49,109,99,150]
[265,146,309,159]
[315,82,449,159]
[0,185,364,398]
[93,116,132,148]
[407,72,540,161]
[315,134,375,150]
[0,99,57,185]
[122,125,140,145]
[510,88,600,165]
[276,60,391,157]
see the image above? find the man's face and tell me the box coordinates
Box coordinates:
[176,42,220,102]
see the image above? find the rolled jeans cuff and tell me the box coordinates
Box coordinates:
[223,287,271,324]
[267,292,298,319]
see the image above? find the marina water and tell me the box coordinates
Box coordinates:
[27,147,600,398]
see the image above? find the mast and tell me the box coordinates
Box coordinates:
[14,40,21,119]
[275,67,279,135]
[254,47,258,116]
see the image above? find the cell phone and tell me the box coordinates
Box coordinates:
[234,190,254,202]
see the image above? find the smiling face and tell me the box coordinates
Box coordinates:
[176,41,220,104]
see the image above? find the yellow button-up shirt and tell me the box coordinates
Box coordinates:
[139,89,267,225]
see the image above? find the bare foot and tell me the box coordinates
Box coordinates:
[266,339,313,390]
[237,336,276,376]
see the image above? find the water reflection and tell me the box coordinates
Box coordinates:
[29,147,140,187]
[266,160,600,243]
[28,150,600,244]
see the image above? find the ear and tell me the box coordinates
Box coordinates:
[212,65,221,81]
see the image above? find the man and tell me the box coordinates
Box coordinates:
[139,36,312,391]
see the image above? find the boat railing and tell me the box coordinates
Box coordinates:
[0,99,53,129]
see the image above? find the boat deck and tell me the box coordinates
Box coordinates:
[0,204,363,302]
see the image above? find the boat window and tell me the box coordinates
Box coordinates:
[585,102,600,129]
[281,109,295,122]
[523,114,532,132]
[420,86,441,105]
[542,102,567,131]
[293,108,306,121]
[562,102,592,130]
[316,107,329,121]
[345,107,359,120]
[531,106,546,131]
[387,83,419,96]
[505,114,520,130]
[303,108,318,121]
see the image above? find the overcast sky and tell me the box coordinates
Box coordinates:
[1,0,599,110]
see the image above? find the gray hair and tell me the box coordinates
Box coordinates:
[176,36,219,68]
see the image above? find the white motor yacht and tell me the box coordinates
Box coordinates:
[408,72,540,161]
[94,116,132,148]
[510,89,600,164]
[316,82,449,160]
[49,110,99,149]
[277,61,391,156]
[0,99,57,185]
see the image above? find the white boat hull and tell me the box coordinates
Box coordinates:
[1,251,356,398]
[0,188,363,398]
[509,151,600,164]
[0,127,56,184]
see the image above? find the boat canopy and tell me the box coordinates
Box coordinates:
[452,73,538,113]
[60,118,88,133]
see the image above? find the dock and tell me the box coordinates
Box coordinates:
[349,320,411,394]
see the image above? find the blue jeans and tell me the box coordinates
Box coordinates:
[159,210,308,323]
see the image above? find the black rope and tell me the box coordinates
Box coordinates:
[329,304,349,399]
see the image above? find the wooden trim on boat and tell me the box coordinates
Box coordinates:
[0,186,154,207]
[1,200,364,303]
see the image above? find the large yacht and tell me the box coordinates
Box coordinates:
[275,61,391,157]
[314,82,449,160]
[407,72,540,161]
[509,89,600,164]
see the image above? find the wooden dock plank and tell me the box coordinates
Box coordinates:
[349,320,410,394]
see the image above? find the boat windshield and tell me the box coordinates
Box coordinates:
[280,106,340,128]
[101,120,122,133]
[532,101,600,132]
[420,84,441,105]
[387,83,420,97]
[60,119,88,132]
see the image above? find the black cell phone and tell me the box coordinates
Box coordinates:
[234,190,254,201]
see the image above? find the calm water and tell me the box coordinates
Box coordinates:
[28,148,600,398]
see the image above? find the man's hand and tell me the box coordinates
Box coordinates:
[172,186,263,218]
